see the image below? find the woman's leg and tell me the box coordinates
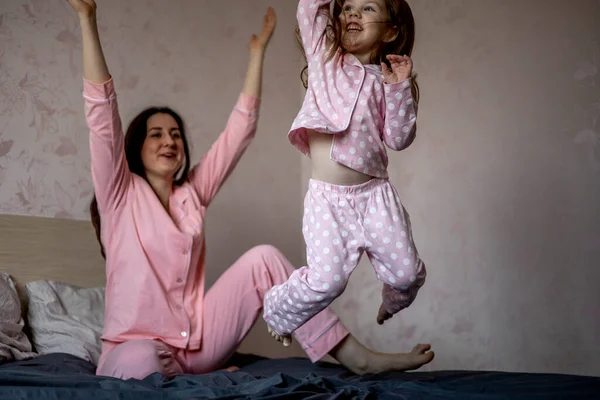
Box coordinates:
[183,245,350,374]
[96,339,184,379]
[329,335,434,375]
[184,244,434,375]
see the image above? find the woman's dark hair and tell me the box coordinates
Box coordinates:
[90,107,190,258]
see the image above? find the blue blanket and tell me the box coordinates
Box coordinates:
[0,353,598,399]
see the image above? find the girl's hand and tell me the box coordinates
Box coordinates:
[66,0,97,17]
[382,55,413,84]
[249,7,276,53]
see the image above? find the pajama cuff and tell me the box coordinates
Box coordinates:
[299,316,350,362]
[83,77,116,101]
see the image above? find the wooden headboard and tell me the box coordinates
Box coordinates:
[0,213,106,304]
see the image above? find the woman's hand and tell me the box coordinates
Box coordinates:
[66,0,97,17]
[249,7,276,54]
[242,8,276,98]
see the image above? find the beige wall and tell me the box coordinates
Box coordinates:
[329,0,600,376]
[1,0,599,375]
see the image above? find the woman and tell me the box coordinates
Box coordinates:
[67,0,434,379]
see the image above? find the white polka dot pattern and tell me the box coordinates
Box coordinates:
[288,0,418,179]
[263,178,426,336]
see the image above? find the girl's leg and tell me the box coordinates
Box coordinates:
[183,245,349,373]
[363,181,427,321]
[263,184,364,337]
[260,181,434,374]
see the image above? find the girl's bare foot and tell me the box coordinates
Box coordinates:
[330,335,434,375]
[267,326,292,347]
[376,303,393,325]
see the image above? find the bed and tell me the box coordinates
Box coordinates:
[1,214,599,399]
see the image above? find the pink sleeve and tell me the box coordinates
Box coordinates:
[83,78,131,214]
[297,0,332,58]
[382,79,418,151]
[190,94,260,207]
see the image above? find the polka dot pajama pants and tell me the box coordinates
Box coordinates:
[263,178,427,336]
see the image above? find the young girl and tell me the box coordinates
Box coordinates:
[263,0,427,342]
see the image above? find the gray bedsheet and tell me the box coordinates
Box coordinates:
[0,353,598,399]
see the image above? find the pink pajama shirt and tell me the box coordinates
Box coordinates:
[83,78,349,380]
[288,0,418,179]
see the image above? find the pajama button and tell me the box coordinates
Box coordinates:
[181,331,187,337]
[177,278,183,284]
[181,249,188,255]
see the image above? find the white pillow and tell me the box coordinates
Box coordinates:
[25,280,104,365]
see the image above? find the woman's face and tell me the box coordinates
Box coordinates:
[141,112,185,181]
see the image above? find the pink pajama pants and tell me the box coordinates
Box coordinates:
[96,245,349,380]
[263,178,426,336]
